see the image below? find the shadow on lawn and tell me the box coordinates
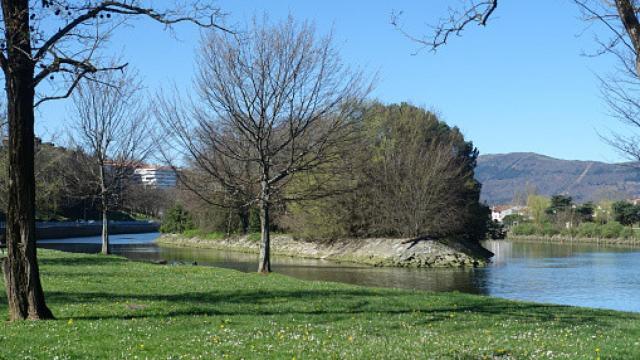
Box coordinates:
[43,288,634,327]
[39,256,128,266]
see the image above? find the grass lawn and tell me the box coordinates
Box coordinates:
[1,250,639,359]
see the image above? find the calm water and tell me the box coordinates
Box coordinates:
[38,233,640,312]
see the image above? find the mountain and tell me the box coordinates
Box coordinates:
[475,152,640,205]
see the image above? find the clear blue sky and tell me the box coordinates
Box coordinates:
[37,0,626,162]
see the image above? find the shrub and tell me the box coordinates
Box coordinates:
[601,221,624,239]
[577,222,601,238]
[486,219,506,239]
[181,229,226,240]
[612,201,640,226]
[541,223,559,236]
[510,223,537,236]
[247,232,261,242]
[160,204,195,234]
[181,228,200,238]
[620,226,635,239]
[502,214,526,227]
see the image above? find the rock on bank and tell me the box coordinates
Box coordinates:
[156,234,493,268]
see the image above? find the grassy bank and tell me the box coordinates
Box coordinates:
[180,229,270,242]
[1,250,639,359]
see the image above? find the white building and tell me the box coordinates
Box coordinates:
[134,166,177,188]
[491,205,527,222]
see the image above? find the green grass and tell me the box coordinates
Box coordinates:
[181,229,227,240]
[180,230,281,243]
[1,250,639,359]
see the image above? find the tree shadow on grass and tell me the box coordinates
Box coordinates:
[42,288,636,328]
[39,256,128,267]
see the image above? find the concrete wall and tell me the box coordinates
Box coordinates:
[0,221,160,241]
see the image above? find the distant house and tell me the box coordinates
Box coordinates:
[133,166,177,189]
[491,205,527,222]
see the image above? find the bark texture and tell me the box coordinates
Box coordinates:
[258,180,271,274]
[1,0,54,320]
[100,166,109,255]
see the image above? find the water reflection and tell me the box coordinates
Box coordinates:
[480,240,640,312]
[38,234,640,312]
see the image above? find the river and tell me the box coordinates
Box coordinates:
[37,233,640,312]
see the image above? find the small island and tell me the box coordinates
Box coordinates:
[157,233,493,268]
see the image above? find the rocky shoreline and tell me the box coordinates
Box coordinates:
[156,234,493,268]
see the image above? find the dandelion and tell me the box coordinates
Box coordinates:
[67,319,73,326]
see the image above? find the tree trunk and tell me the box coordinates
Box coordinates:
[616,0,640,76]
[101,206,109,255]
[239,206,249,235]
[100,167,110,255]
[1,0,54,321]
[1,0,53,320]
[257,180,271,274]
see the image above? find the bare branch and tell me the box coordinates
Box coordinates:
[35,1,231,62]
[34,62,127,107]
[391,0,498,52]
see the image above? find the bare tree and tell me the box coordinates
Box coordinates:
[122,184,175,219]
[70,68,151,255]
[570,1,640,162]
[0,1,225,321]
[157,17,370,273]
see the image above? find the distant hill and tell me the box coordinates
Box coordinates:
[475,152,640,205]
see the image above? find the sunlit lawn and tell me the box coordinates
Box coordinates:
[0,249,639,359]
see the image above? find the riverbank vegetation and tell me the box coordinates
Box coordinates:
[0,138,173,223]
[508,195,640,240]
[156,17,493,272]
[2,249,639,359]
[160,101,492,256]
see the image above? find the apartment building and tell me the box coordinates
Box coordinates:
[134,166,177,188]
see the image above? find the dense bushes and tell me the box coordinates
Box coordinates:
[511,223,537,236]
[508,194,639,240]
[169,103,491,242]
[160,204,195,234]
[511,221,637,239]
[282,103,489,242]
[486,220,506,239]
[577,222,600,238]
[612,201,640,225]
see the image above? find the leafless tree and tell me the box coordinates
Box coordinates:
[70,68,151,255]
[0,0,226,321]
[156,17,370,273]
[571,1,640,162]
[122,184,175,219]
